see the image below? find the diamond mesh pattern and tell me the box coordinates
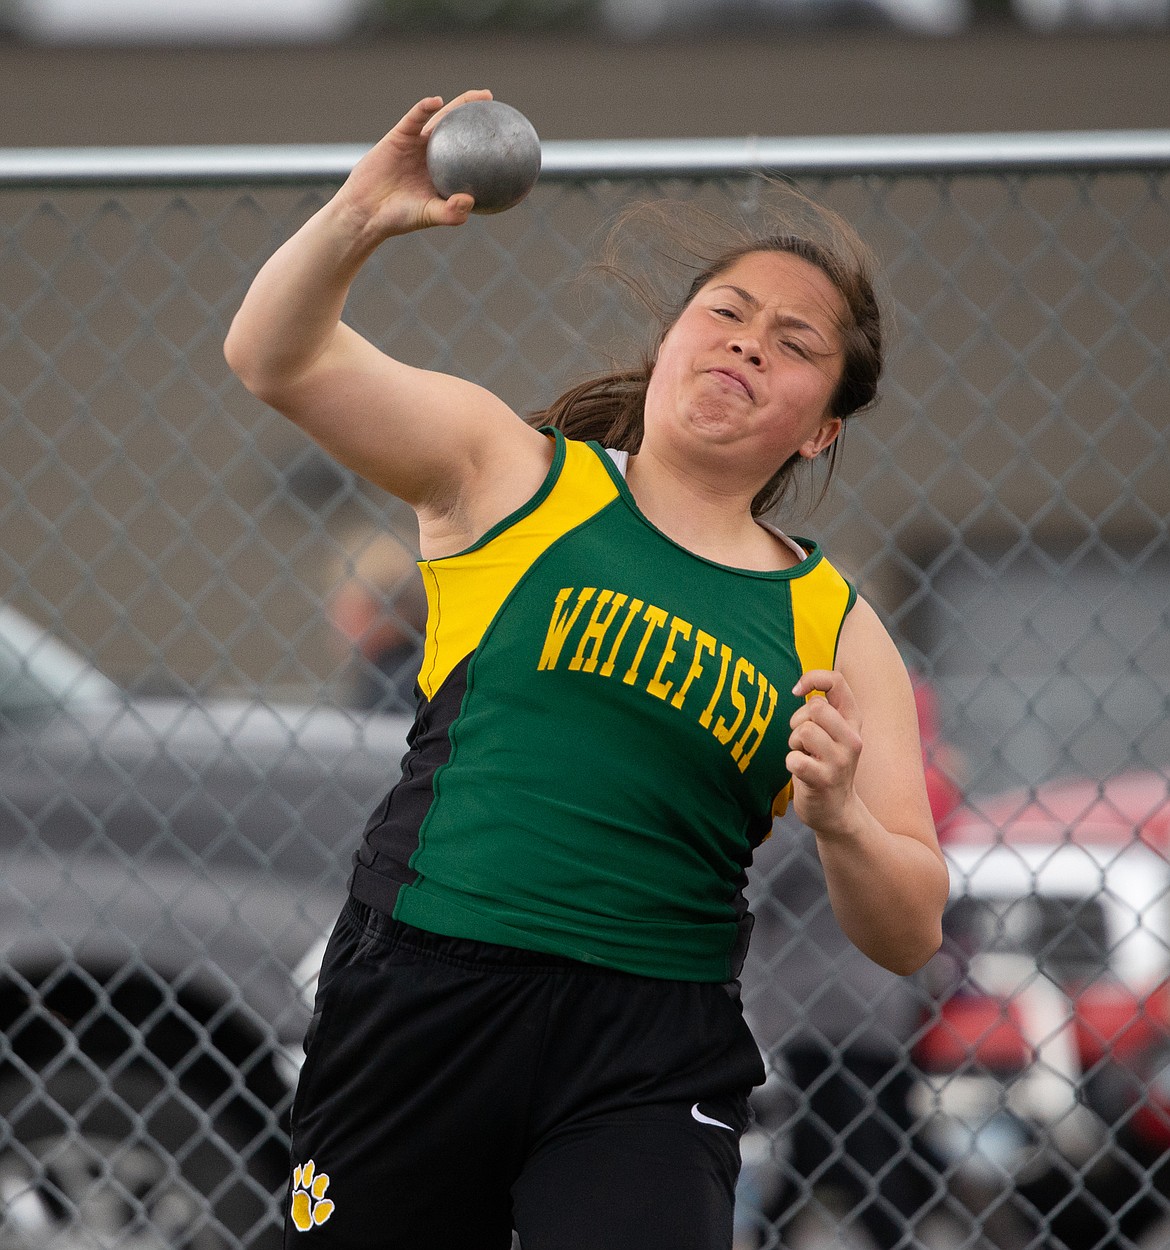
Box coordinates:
[0,151,1168,1250]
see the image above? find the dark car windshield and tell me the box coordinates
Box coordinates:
[945,892,1113,987]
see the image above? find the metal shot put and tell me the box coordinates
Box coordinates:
[426,99,541,215]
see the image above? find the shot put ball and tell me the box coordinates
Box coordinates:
[426,100,542,215]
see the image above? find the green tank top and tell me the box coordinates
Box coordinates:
[350,429,856,981]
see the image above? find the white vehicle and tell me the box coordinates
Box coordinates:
[915,771,1170,1249]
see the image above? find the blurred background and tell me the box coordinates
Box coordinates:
[1,6,1168,1250]
[0,0,1168,149]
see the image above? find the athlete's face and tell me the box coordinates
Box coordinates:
[643,250,846,487]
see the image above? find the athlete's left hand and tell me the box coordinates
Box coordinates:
[787,669,864,836]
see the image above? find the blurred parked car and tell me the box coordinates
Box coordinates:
[0,605,410,1250]
[915,771,1170,1249]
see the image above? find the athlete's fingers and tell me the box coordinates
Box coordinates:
[419,89,494,139]
[421,192,476,228]
[399,95,446,136]
[788,715,859,771]
[792,669,857,716]
[788,667,863,810]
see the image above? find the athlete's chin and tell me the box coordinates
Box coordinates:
[682,402,753,443]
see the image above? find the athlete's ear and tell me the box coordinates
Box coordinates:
[797,416,842,460]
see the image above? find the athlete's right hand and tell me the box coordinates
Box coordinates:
[335,90,493,240]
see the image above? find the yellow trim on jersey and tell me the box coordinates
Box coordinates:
[416,438,621,700]
[771,554,854,820]
[790,555,853,674]
[771,784,794,819]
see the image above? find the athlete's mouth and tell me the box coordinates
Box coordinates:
[708,368,754,401]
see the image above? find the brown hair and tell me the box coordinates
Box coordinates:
[529,191,884,518]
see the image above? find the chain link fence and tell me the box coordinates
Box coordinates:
[1,132,1168,1250]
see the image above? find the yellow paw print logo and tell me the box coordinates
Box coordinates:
[291,1160,335,1231]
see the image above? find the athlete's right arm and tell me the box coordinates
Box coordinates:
[223,91,551,540]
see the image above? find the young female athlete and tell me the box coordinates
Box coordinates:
[225,89,949,1250]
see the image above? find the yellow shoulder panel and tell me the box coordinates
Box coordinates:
[417,439,620,700]
[771,556,854,820]
[790,556,854,676]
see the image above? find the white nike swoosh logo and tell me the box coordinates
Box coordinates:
[690,1103,736,1132]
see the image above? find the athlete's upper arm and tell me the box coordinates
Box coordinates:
[254,322,551,518]
[836,598,941,854]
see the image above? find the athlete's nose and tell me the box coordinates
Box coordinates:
[730,341,763,368]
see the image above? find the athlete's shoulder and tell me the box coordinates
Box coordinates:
[787,539,857,609]
[541,429,623,504]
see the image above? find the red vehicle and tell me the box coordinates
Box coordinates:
[915,771,1170,1249]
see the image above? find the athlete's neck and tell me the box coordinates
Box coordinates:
[624,451,801,571]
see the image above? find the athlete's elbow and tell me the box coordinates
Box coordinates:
[224,324,274,401]
[224,326,303,414]
[885,849,949,974]
[881,920,944,976]
[224,322,260,392]
[858,882,947,976]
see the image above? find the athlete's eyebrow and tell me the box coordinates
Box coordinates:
[708,284,836,351]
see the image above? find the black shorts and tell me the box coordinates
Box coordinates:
[285,897,765,1250]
